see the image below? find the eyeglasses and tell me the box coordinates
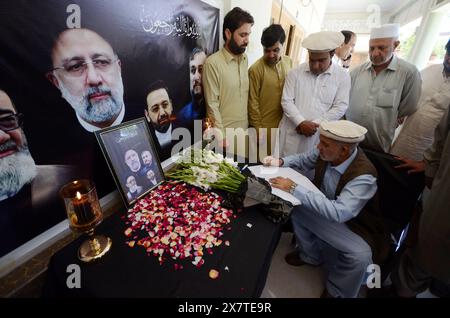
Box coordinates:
[52,58,119,78]
[0,113,24,132]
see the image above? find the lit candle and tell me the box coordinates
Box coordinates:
[72,191,95,224]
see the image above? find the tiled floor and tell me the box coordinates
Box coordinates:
[261,232,326,298]
[261,233,441,298]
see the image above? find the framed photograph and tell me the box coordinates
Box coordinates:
[95,118,165,207]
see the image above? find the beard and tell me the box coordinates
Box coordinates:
[153,114,171,133]
[56,74,124,125]
[229,37,247,55]
[129,185,138,193]
[0,140,37,200]
[191,82,203,100]
[370,52,393,66]
[264,56,279,66]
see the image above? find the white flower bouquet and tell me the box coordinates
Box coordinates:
[166,149,246,193]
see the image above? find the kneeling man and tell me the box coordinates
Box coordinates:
[264,120,390,298]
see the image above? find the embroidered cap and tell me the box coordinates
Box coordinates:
[370,23,400,40]
[302,31,345,52]
[319,120,367,143]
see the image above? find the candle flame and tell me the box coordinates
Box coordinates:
[204,118,212,129]
[76,191,82,200]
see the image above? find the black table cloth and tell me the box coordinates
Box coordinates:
[42,203,282,298]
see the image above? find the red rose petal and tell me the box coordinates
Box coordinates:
[124,182,235,268]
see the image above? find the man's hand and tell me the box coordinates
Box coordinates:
[269,176,295,192]
[262,156,282,167]
[394,156,425,174]
[296,121,319,137]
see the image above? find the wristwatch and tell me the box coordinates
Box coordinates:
[289,182,297,194]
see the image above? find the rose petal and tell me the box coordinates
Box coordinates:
[209,269,219,279]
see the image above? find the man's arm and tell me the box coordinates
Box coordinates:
[424,104,450,187]
[248,65,263,129]
[321,71,351,121]
[398,67,422,118]
[293,174,377,223]
[282,148,320,171]
[203,60,224,134]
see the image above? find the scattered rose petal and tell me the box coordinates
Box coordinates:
[209,269,219,279]
[123,182,235,269]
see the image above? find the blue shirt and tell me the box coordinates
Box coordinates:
[283,148,377,223]
[177,100,205,126]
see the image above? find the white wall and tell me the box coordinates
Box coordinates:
[279,0,328,33]
[322,1,413,54]
[276,0,328,63]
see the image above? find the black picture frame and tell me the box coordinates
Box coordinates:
[95,118,165,208]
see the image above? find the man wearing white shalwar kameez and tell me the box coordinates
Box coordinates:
[277,31,350,162]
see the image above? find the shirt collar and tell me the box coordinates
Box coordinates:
[76,104,125,132]
[366,55,398,71]
[222,47,247,64]
[155,124,172,147]
[329,148,358,175]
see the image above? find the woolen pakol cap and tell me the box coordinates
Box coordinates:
[302,31,345,52]
[319,120,367,143]
[370,23,400,40]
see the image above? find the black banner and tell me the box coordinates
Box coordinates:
[0,0,219,257]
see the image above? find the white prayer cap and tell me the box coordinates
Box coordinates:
[319,120,367,144]
[370,23,400,40]
[302,31,345,52]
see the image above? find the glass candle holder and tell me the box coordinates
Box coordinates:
[60,179,112,262]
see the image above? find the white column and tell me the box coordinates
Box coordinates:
[407,10,446,70]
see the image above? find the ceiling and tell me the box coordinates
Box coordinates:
[325,0,403,13]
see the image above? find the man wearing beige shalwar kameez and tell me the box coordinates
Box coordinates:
[248,24,292,158]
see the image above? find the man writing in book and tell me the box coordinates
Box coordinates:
[263,120,390,298]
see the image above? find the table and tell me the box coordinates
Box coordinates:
[42,202,281,297]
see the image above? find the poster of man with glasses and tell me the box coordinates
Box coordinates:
[0,89,79,257]
[0,0,219,258]
[46,28,125,132]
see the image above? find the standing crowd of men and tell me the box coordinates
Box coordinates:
[199,7,450,298]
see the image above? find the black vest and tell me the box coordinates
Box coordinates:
[313,148,390,265]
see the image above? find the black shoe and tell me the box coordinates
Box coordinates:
[284,250,320,267]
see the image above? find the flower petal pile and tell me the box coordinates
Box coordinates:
[124,181,235,268]
[166,149,246,193]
